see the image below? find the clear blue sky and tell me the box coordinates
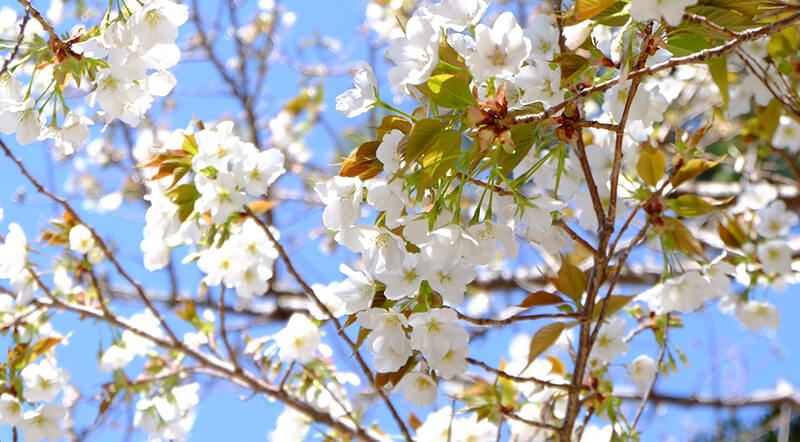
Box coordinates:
[0,0,798,440]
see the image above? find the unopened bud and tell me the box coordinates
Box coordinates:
[556,125,577,143]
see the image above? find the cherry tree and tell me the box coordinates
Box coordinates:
[1,0,800,440]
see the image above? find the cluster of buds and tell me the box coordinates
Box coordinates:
[464,85,514,150]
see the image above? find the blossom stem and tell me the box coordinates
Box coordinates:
[376,101,417,122]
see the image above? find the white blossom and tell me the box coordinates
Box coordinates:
[387,16,440,88]
[0,393,22,426]
[630,0,697,27]
[773,115,800,153]
[422,0,489,31]
[376,129,405,175]
[589,316,628,366]
[274,314,321,364]
[336,64,378,118]
[398,372,437,407]
[314,176,364,232]
[21,359,70,403]
[758,240,793,276]
[22,404,64,441]
[466,12,530,82]
[628,355,657,390]
[757,200,798,238]
[734,300,780,331]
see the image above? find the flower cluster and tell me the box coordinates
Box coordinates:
[134,382,200,441]
[0,0,187,151]
[138,121,285,302]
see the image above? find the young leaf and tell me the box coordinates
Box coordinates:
[405,119,447,166]
[670,158,721,188]
[574,0,619,22]
[667,194,719,217]
[517,291,566,309]
[637,145,666,187]
[662,216,705,258]
[427,73,476,109]
[553,259,587,305]
[707,57,729,106]
[592,295,634,320]
[527,322,566,367]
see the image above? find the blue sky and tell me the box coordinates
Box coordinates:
[0,0,798,440]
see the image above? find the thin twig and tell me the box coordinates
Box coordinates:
[631,315,670,429]
[0,12,29,78]
[466,357,571,390]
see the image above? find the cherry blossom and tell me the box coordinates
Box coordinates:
[274,313,321,364]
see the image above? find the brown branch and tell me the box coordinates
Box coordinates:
[501,407,561,431]
[575,120,618,132]
[573,131,606,227]
[466,357,570,390]
[455,308,579,326]
[616,390,800,409]
[15,0,58,43]
[0,138,183,345]
[607,22,654,243]
[0,12,29,78]
[34,295,379,441]
[553,218,599,257]
[218,286,240,372]
[512,11,800,126]
[455,172,513,196]
[683,13,739,38]
[631,314,669,429]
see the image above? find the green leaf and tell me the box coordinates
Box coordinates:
[697,0,759,18]
[707,57,729,106]
[418,129,462,191]
[427,73,475,109]
[370,115,412,140]
[574,0,619,22]
[758,99,783,140]
[667,194,720,217]
[667,32,711,57]
[637,145,666,187]
[405,119,447,166]
[553,54,588,83]
[166,184,200,205]
[768,26,800,58]
[593,1,629,26]
[686,5,759,32]
[527,322,566,368]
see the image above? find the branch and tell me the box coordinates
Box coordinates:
[616,389,800,409]
[34,295,380,441]
[455,308,579,326]
[0,138,182,346]
[512,11,800,126]
[15,0,58,43]
[631,315,669,429]
[0,11,29,78]
[466,357,570,390]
